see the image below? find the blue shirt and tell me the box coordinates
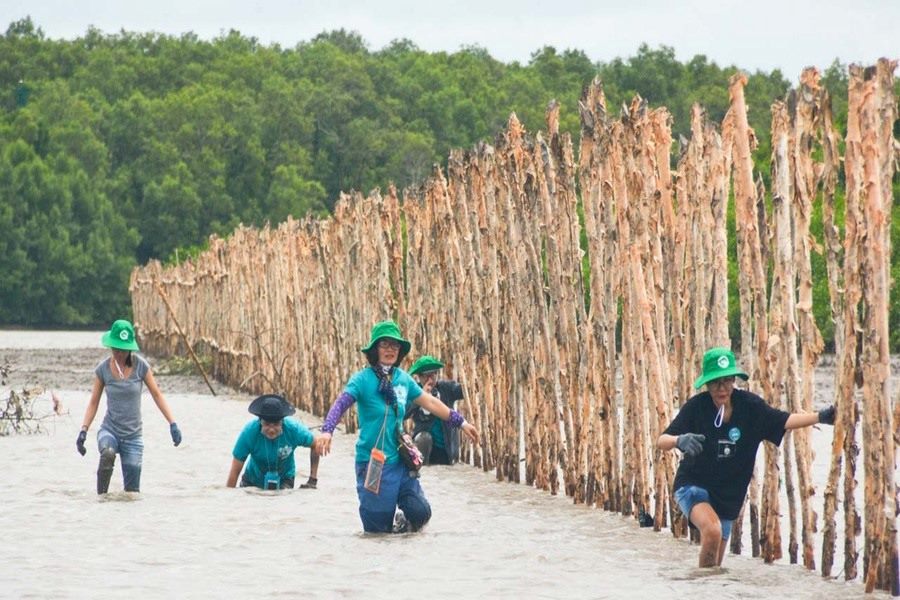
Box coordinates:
[344,367,422,464]
[232,418,315,487]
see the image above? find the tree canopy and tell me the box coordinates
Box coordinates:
[2,17,894,350]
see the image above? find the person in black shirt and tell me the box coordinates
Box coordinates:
[657,347,835,568]
[407,355,465,465]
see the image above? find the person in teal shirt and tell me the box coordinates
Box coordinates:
[407,355,465,466]
[227,394,320,490]
[315,320,480,533]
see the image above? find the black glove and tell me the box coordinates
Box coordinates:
[170,422,182,446]
[818,405,836,426]
[76,430,87,456]
[676,433,706,458]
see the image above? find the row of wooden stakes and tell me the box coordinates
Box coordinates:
[131,60,898,593]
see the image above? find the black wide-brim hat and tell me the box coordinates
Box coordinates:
[248,394,296,420]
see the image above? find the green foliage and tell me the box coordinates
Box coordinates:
[2,17,889,355]
[0,123,136,324]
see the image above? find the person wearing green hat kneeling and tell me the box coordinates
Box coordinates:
[657,347,835,568]
[226,394,322,490]
[76,319,182,494]
[407,355,465,466]
[314,320,480,533]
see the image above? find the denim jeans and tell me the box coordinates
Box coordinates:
[97,428,144,492]
[674,484,733,540]
[355,461,431,533]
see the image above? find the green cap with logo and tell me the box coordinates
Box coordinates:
[409,355,444,376]
[101,319,140,352]
[693,347,748,389]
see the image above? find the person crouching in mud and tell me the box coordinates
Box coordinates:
[76,319,182,494]
[314,320,479,533]
[227,394,321,490]
[407,355,465,466]
[657,347,835,568]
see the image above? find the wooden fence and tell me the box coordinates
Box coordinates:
[131,60,898,593]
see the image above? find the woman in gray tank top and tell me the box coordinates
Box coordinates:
[75,319,183,494]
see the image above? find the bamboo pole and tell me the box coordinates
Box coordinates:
[154,281,217,396]
[618,100,650,520]
[545,101,589,501]
[856,59,898,595]
[791,69,825,570]
[612,114,639,517]
[578,80,621,512]
[770,98,801,564]
[819,82,846,579]
[728,72,780,562]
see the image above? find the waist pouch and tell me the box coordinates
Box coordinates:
[397,430,424,472]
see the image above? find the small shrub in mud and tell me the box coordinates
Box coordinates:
[155,354,213,376]
[0,386,51,436]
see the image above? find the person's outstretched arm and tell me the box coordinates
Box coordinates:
[657,433,678,451]
[414,392,479,444]
[785,405,835,430]
[226,458,244,487]
[315,392,356,455]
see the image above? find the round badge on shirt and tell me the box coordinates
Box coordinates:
[728,427,741,442]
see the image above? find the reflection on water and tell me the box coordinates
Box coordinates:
[0,333,887,599]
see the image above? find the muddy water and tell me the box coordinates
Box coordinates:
[0,331,888,599]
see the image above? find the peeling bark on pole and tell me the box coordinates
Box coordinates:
[728,73,781,563]
[854,59,898,595]
[578,80,621,512]
[820,83,846,579]
[771,99,801,565]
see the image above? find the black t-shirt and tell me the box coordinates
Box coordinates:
[434,380,464,403]
[407,380,464,432]
[663,388,790,519]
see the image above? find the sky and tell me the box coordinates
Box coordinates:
[3,0,898,80]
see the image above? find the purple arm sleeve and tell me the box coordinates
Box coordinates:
[448,409,465,429]
[321,391,355,434]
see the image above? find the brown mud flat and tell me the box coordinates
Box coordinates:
[0,347,235,396]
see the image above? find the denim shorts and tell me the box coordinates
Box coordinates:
[674,485,733,540]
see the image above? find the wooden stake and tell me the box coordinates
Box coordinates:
[154,281,216,396]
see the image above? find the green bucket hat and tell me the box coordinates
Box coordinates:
[409,355,444,376]
[360,320,411,358]
[694,347,748,389]
[101,319,140,352]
